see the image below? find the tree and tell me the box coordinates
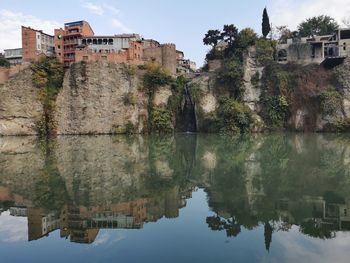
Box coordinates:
[264,222,273,252]
[276,26,293,43]
[0,57,10,68]
[203,29,222,48]
[221,24,239,46]
[262,8,271,38]
[298,15,339,37]
[237,28,258,49]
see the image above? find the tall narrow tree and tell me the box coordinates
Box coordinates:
[262,7,271,38]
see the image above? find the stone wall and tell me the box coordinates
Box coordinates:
[0,64,29,84]
[143,44,177,75]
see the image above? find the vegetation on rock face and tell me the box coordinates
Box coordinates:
[260,61,341,130]
[319,90,343,116]
[217,97,253,134]
[150,107,173,133]
[31,56,63,137]
[143,62,172,94]
[143,62,187,134]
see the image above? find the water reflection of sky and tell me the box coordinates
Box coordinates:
[0,211,27,243]
[0,190,349,262]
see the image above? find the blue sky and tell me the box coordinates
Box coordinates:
[1,0,350,66]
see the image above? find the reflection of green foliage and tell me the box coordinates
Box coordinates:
[300,219,335,239]
[34,140,68,210]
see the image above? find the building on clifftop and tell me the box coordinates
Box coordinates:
[277,28,350,68]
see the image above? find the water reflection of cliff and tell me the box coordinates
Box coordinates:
[0,134,350,246]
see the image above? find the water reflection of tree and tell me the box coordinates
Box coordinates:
[204,134,350,249]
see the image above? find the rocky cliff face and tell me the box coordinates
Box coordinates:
[0,69,43,135]
[1,55,350,136]
[55,62,149,135]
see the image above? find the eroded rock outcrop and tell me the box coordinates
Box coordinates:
[0,69,42,135]
[55,62,149,135]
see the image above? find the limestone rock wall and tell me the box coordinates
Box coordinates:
[55,62,149,135]
[0,69,43,135]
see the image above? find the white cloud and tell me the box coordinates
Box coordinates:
[270,0,350,30]
[111,18,132,33]
[103,3,120,15]
[81,1,104,16]
[0,9,60,52]
[272,226,350,263]
[0,211,28,243]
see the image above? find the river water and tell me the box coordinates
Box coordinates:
[0,133,350,262]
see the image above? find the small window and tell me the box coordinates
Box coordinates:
[344,43,347,51]
[58,45,61,49]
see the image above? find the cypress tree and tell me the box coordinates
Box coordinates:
[262,7,271,38]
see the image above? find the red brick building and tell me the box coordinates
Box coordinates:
[21,26,54,63]
[54,21,94,67]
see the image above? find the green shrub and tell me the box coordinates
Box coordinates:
[217,97,253,134]
[319,90,343,116]
[216,58,244,100]
[122,92,138,106]
[255,38,276,65]
[143,62,172,94]
[0,57,10,68]
[150,107,173,133]
[261,95,289,128]
[335,118,350,132]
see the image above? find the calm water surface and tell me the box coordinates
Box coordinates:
[0,133,350,262]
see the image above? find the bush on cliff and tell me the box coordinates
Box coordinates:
[216,58,245,100]
[150,107,173,133]
[217,97,253,134]
[143,62,172,93]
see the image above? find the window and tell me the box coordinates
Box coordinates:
[344,43,347,51]
[58,45,61,49]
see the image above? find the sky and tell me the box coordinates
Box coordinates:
[1,0,350,66]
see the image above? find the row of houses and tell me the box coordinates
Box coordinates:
[2,20,196,75]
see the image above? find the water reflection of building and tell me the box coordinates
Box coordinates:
[276,197,350,231]
[28,208,60,241]
[9,207,27,217]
